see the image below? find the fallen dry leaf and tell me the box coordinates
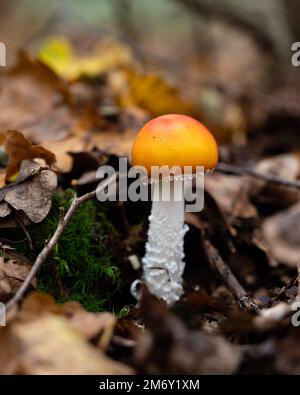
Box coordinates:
[11,314,133,375]
[0,51,72,143]
[62,301,117,348]
[0,292,133,375]
[205,172,257,218]
[262,202,300,267]
[249,153,300,211]
[0,256,36,299]
[19,293,117,349]
[0,160,57,225]
[135,290,242,374]
[0,326,18,374]
[4,130,56,180]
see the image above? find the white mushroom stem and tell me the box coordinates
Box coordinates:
[142,178,189,305]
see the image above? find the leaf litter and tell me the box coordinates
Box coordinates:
[0,34,299,375]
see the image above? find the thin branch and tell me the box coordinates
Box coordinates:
[203,239,258,312]
[216,162,300,189]
[14,214,33,250]
[5,173,118,311]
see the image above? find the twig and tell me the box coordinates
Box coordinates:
[14,214,33,250]
[216,162,300,189]
[5,173,118,311]
[203,239,258,312]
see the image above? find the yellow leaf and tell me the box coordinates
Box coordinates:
[37,37,73,77]
[38,37,133,80]
[109,67,197,117]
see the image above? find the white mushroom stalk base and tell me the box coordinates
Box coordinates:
[142,178,189,306]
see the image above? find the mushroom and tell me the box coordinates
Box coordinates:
[131,114,218,305]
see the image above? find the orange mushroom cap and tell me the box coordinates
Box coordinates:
[131,114,218,175]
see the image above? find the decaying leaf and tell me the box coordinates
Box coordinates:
[61,301,117,348]
[0,256,36,299]
[43,128,137,172]
[4,130,56,180]
[0,52,72,143]
[205,172,257,218]
[135,290,242,374]
[0,292,133,375]
[0,160,57,225]
[0,202,11,217]
[20,293,117,349]
[262,202,300,267]
[10,314,133,375]
[249,154,300,210]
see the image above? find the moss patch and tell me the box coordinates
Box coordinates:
[13,190,123,311]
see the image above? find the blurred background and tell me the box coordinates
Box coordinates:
[1,0,299,151]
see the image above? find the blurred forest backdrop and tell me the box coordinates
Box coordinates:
[1,0,300,375]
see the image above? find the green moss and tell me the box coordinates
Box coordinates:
[16,189,123,312]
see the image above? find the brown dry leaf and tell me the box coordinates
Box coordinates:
[109,67,197,117]
[0,51,72,143]
[205,172,257,218]
[262,202,300,267]
[44,123,140,172]
[5,165,57,223]
[0,202,11,217]
[10,314,133,375]
[0,326,18,374]
[4,130,56,180]
[249,154,300,210]
[62,301,117,347]
[135,290,241,374]
[0,160,57,225]
[275,331,300,374]
[20,293,116,349]
[19,292,63,320]
[0,256,36,299]
[91,127,138,159]
[0,292,132,375]
[43,136,88,172]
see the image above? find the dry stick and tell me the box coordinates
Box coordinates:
[14,214,33,250]
[217,162,300,189]
[203,239,258,312]
[5,173,118,312]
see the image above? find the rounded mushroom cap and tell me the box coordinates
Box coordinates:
[132,114,218,175]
